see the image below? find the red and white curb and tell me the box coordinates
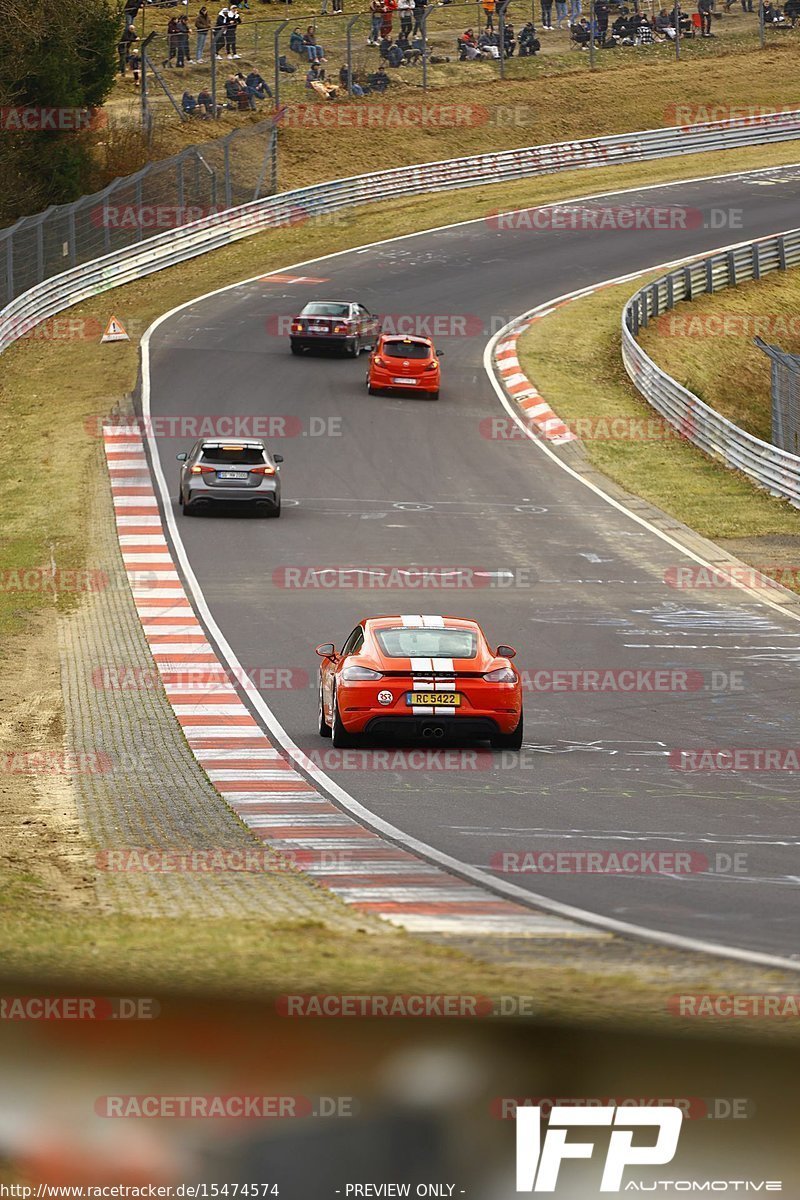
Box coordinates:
[494,314,577,446]
[103,425,600,939]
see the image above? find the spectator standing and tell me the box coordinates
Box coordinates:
[540,0,553,27]
[195,7,211,61]
[124,0,143,29]
[214,8,228,57]
[554,0,567,25]
[225,3,242,57]
[399,0,414,37]
[412,0,427,33]
[118,24,139,74]
[594,0,609,41]
[698,0,712,32]
[369,0,383,42]
[164,16,180,66]
[380,0,398,40]
[569,0,581,18]
[483,0,497,26]
[740,0,753,11]
[175,14,190,65]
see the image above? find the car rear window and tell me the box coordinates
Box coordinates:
[375,628,477,659]
[382,340,430,360]
[200,445,265,465]
[302,303,350,317]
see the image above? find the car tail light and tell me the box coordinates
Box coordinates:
[341,665,384,681]
[425,361,439,371]
[291,320,304,332]
[373,356,385,367]
[190,464,216,475]
[333,321,354,334]
[250,464,276,476]
[483,666,517,683]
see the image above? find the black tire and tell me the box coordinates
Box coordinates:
[345,339,359,358]
[181,497,195,516]
[490,714,523,750]
[318,680,332,738]
[260,499,281,518]
[290,342,303,356]
[331,687,356,748]
[367,383,379,395]
[429,391,440,400]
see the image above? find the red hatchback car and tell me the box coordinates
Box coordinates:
[367,334,441,399]
[316,615,523,749]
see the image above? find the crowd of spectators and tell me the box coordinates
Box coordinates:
[117,0,800,114]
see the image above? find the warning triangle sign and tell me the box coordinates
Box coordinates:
[101,315,129,343]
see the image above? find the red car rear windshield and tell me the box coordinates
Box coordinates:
[375,628,477,659]
[382,340,431,360]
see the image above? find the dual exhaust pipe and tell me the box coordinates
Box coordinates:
[421,726,445,739]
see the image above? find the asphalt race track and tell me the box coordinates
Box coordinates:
[145,164,800,961]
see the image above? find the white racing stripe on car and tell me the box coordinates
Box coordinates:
[421,615,445,628]
[410,657,433,672]
[401,614,424,627]
[431,657,454,672]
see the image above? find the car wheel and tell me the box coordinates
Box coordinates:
[367,383,379,395]
[430,391,440,400]
[490,714,523,750]
[181,497,195,516]
[290,342,303,356]
[318,680,332,738]
[331,686,356,748]
[262,500,281,518]
[345,339,359,358]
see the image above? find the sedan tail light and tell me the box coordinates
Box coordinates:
[333,321,355,334]
[291,320,304,332]
[341,665,384,681]
[250,464,276,476]
[190,464,216,475]
[483,666,517,683]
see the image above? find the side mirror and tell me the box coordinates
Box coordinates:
[436,350,445,357]
[176,452,188,461]
[273,454,284,464]
[315,643,336,658]
[496,644,516,659]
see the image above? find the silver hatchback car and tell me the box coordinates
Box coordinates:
[176,439,283,517]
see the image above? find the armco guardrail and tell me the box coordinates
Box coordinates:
[2,110,800,358]
[621,227,800,508]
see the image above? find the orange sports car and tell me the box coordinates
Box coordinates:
[366,334,441,399]
[316,615,523,749]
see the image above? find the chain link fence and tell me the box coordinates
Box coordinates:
[755,338,800,456]
[0,117,278,309]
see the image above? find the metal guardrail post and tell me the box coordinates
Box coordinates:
[753,243,761,280]
[274,19,292,109]
[778,236,787,270]
[727,249,737,287]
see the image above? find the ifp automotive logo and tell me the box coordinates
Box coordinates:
[515,1105,683,1192]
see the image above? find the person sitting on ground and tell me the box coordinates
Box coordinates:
[182,89,199,113]
[379,33,393,56]
[245,69,272,97]
[196,85,218,115]
[570,16,591,45]
[303,25,325,59]
[289,26,305,52]
[518,20,540,52]
[306,60,339,96]
[655,6,675,34]
[503,21,517,52]
[634,12,655,41]
[611,9,631,37]
[225,73,255,108]
[367,63,390,90]
[477,27,501,54]
[458,27,480,56]
[385,38,404,64]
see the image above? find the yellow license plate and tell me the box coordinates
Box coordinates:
[407,692,461,706]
